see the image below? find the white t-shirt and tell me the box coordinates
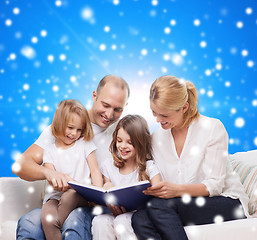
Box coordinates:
[101,159,159,186]
[34,122,117,168]
[151,114,250,217]
[43,138,96,203]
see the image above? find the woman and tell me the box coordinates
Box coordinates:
[131,76,249,240]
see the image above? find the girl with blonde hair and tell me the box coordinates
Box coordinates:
[132,76,249,240]
[41,99,103,240]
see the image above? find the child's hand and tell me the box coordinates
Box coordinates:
[44,168,73,192]
[106,203,127,216]
[103,182,114,190]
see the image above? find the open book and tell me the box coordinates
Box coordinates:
[68,180,152,211]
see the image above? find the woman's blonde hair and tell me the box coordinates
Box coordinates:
[51,99,93,142]
[150,75,200,128]
[110,115,152,181]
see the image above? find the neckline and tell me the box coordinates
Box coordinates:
[169,123,193,159]
[54,139,78,151]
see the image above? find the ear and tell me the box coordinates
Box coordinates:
[182,102,189,113]
[92,90,97,102]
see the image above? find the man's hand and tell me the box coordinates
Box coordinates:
[43,167,73,192]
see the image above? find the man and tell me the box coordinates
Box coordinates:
[13,75,130,239]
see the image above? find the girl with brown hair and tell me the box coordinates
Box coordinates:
[92,114,161,240]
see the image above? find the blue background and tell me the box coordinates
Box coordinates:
[0,0,256,177]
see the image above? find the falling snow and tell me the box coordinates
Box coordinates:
[0,0,256,179]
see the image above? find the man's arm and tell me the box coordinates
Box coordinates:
[12,144,72,191]
[12,144,46,181]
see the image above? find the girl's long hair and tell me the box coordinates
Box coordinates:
[110,114,152,181]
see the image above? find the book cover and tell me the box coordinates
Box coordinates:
[68,180,152,211]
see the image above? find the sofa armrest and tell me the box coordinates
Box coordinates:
[0,177,46,225]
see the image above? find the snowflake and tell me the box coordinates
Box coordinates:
[181,194,191,204]
[235,117,245,128]
[193,19,200,26]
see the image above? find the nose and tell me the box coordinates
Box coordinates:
[71,128,77,135]
[156,115,162,123]
[120,142,127,149]
[105,108,114,120]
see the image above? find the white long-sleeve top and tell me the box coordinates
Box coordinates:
[151,115,250,217]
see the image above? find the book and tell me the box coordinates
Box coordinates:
[68,180,152,211]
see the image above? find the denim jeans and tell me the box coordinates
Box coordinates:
[132,196,245,240]
[16,206,94,240]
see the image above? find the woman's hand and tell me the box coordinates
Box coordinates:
[143,181,180,199]
[106,203,127,216]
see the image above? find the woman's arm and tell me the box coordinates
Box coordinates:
[87,151,103,187]
[144,181,209,199]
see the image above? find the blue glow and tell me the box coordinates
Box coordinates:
[0,0,256,177]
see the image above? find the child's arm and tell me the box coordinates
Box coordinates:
[86,151,103,187]
[103,176,114,189]
[103,176,126,216]
[150,173,162,186]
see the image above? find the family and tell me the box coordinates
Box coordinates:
[13,75,249,240]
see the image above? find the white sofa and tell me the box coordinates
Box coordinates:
[1,150,257,240]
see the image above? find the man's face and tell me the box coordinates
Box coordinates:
[90,83,128,128]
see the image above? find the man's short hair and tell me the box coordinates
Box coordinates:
[96,75,130,99]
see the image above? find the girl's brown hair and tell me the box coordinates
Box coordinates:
[110,114,152,181]
[51,99,93,142]
[150,75,200,128]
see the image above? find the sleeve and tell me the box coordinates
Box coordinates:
[201,120,228,197]
[100,158,113,180]
[34,125,55,150]
[83,139,97,158]
[146,160,160,180]
[42,147,54,165]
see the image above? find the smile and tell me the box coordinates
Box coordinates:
[119,149,130,155]
[101,115,111,123]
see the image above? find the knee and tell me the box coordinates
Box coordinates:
[131,210,144,232]
[17,208,45,240]
[92,214,113,228]
[147,197,177,211]
[41,213,61,230]
[59,189,77,206]
[113,213,131,230]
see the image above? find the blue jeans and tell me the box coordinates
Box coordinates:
[16,206,94,240]
[132,196,245,240]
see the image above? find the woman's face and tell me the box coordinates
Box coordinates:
[150,101,186,130]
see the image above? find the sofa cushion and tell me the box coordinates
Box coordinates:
[229,150,257,215]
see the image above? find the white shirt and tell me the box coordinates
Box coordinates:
[43,139,96,203]
[34,122,117,168]
[151,115,250,217]
[101,159,160,186]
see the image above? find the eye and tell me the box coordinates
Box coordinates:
[68,126,73,129]
[102,103,109,108]
[114,108,123,112]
